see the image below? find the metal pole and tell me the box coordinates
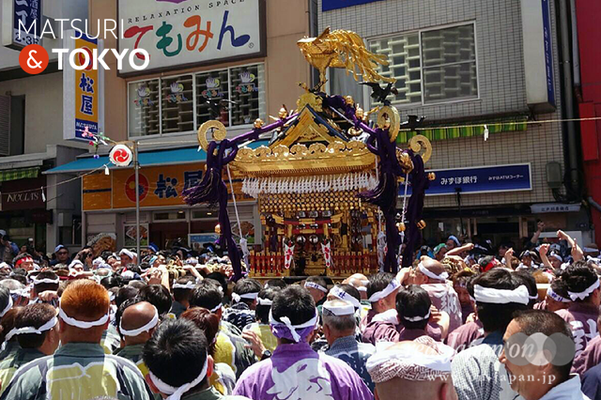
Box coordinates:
[456,188,464,236]
[134,141,141,265]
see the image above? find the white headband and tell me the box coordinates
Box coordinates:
[356,286,368,292]
[550,254,563,262]
[120,307,159,337]
[366,342,455,376]
[209,303,222,313]
[368,280,401,303]
[257,298,273,306]
[59,307,109,329]
[5,316,58,342]
[119,249,136,260]
[547,287,570,303]
[323,301,355,316]
[173,282,196,290]
[402,309,431,322]
[68,260,83,269]
[330,286,361,309]
[304,282,327,293]
[269,309,318,343]
[32,277,60,286]
[568,279,601,301]
[231,292,259,303]
[109,292,116,302]
[473,284,530,305]
[0,296,13,318]
[148,353,209,400]
[418,263,449,281]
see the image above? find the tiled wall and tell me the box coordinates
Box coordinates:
[319,0,565,208]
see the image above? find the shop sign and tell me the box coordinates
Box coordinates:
[1,176,46,211]
[401,163,532,197]
[1,0,42,50]
[117,0,266,76]
[530,203,581,214]
[82,162,249,211]
[63,33,104,141]
[322,0,385,11]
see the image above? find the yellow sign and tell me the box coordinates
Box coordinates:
[73,36,99,140]
[83,163,250,211]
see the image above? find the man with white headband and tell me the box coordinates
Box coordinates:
[366,338,457,400]
[234,285,373,400]
[224,278,262,331]
[501,310,587,400]
[362,272,402,344]
[190,280,256,379]
[451,268,529,400]
[171,276,197,318]
[0,280,153,400]
[533,279,571,313]
[556,263,600,358]
[115,301,160,380]
[322,299,375,392]
[397,285,446,341]
[414,257,462,334]
[304,276,329,311]
[0,304,59,395]
[120,248,137,267]
[29,271,60,304]
[144,319,230,400]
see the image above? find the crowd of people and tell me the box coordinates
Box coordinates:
[0,226,600,400]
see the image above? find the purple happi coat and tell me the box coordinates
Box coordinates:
[233,342,373,400]
[556,303,600,357]
[361,310,441,345]
[573,334,601,375]
[422,283,463,333]
[445,320,484,353]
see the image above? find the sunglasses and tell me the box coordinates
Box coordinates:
[57,251,69,255]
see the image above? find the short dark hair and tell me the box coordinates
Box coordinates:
[560,263,599,303]
[190,280,222,311]
[173,276,197,303]
[469,268,528,333]
[115,297,143,339]
[15,303,56,348]
[138,284,172,315]
[128,280,147,290]
[550,279,569,299]
[233,278,262,305]
[0,308,19,343]
[0,286,10,314]
[115,286,139,308]
[256,287,278,324]
[396,284,431,330]
[100,276,122,290]
[143,319,208,389]
[511,310,574,383]
[335,284,361,306]
[265,279,287,289]
[271,285,315,326]
[32,271,60,295]
[306,276,327,292]
[366,272,395,299]
[513,270,538,308]
[205,273,228,297]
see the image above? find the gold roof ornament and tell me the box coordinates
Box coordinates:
[297,27,395,89]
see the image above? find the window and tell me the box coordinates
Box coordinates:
[128,64,266,138]
[368,24,478,107]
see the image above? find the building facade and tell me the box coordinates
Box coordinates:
[319,0,592,247]
[0,0,89,255]
[48,0,313,252]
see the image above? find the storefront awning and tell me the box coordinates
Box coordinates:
[45,141,271,174]
[0,167,39,182]
[396,116,528,144]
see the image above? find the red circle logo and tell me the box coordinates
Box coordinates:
[76,47,94,71]
[125,173,149,203]
[19,44,49,75]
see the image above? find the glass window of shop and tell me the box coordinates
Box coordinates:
[368,23,478,107]
[128,64,266,138]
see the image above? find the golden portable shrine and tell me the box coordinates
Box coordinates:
[187,28,433,280]
[230,100,383,278]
